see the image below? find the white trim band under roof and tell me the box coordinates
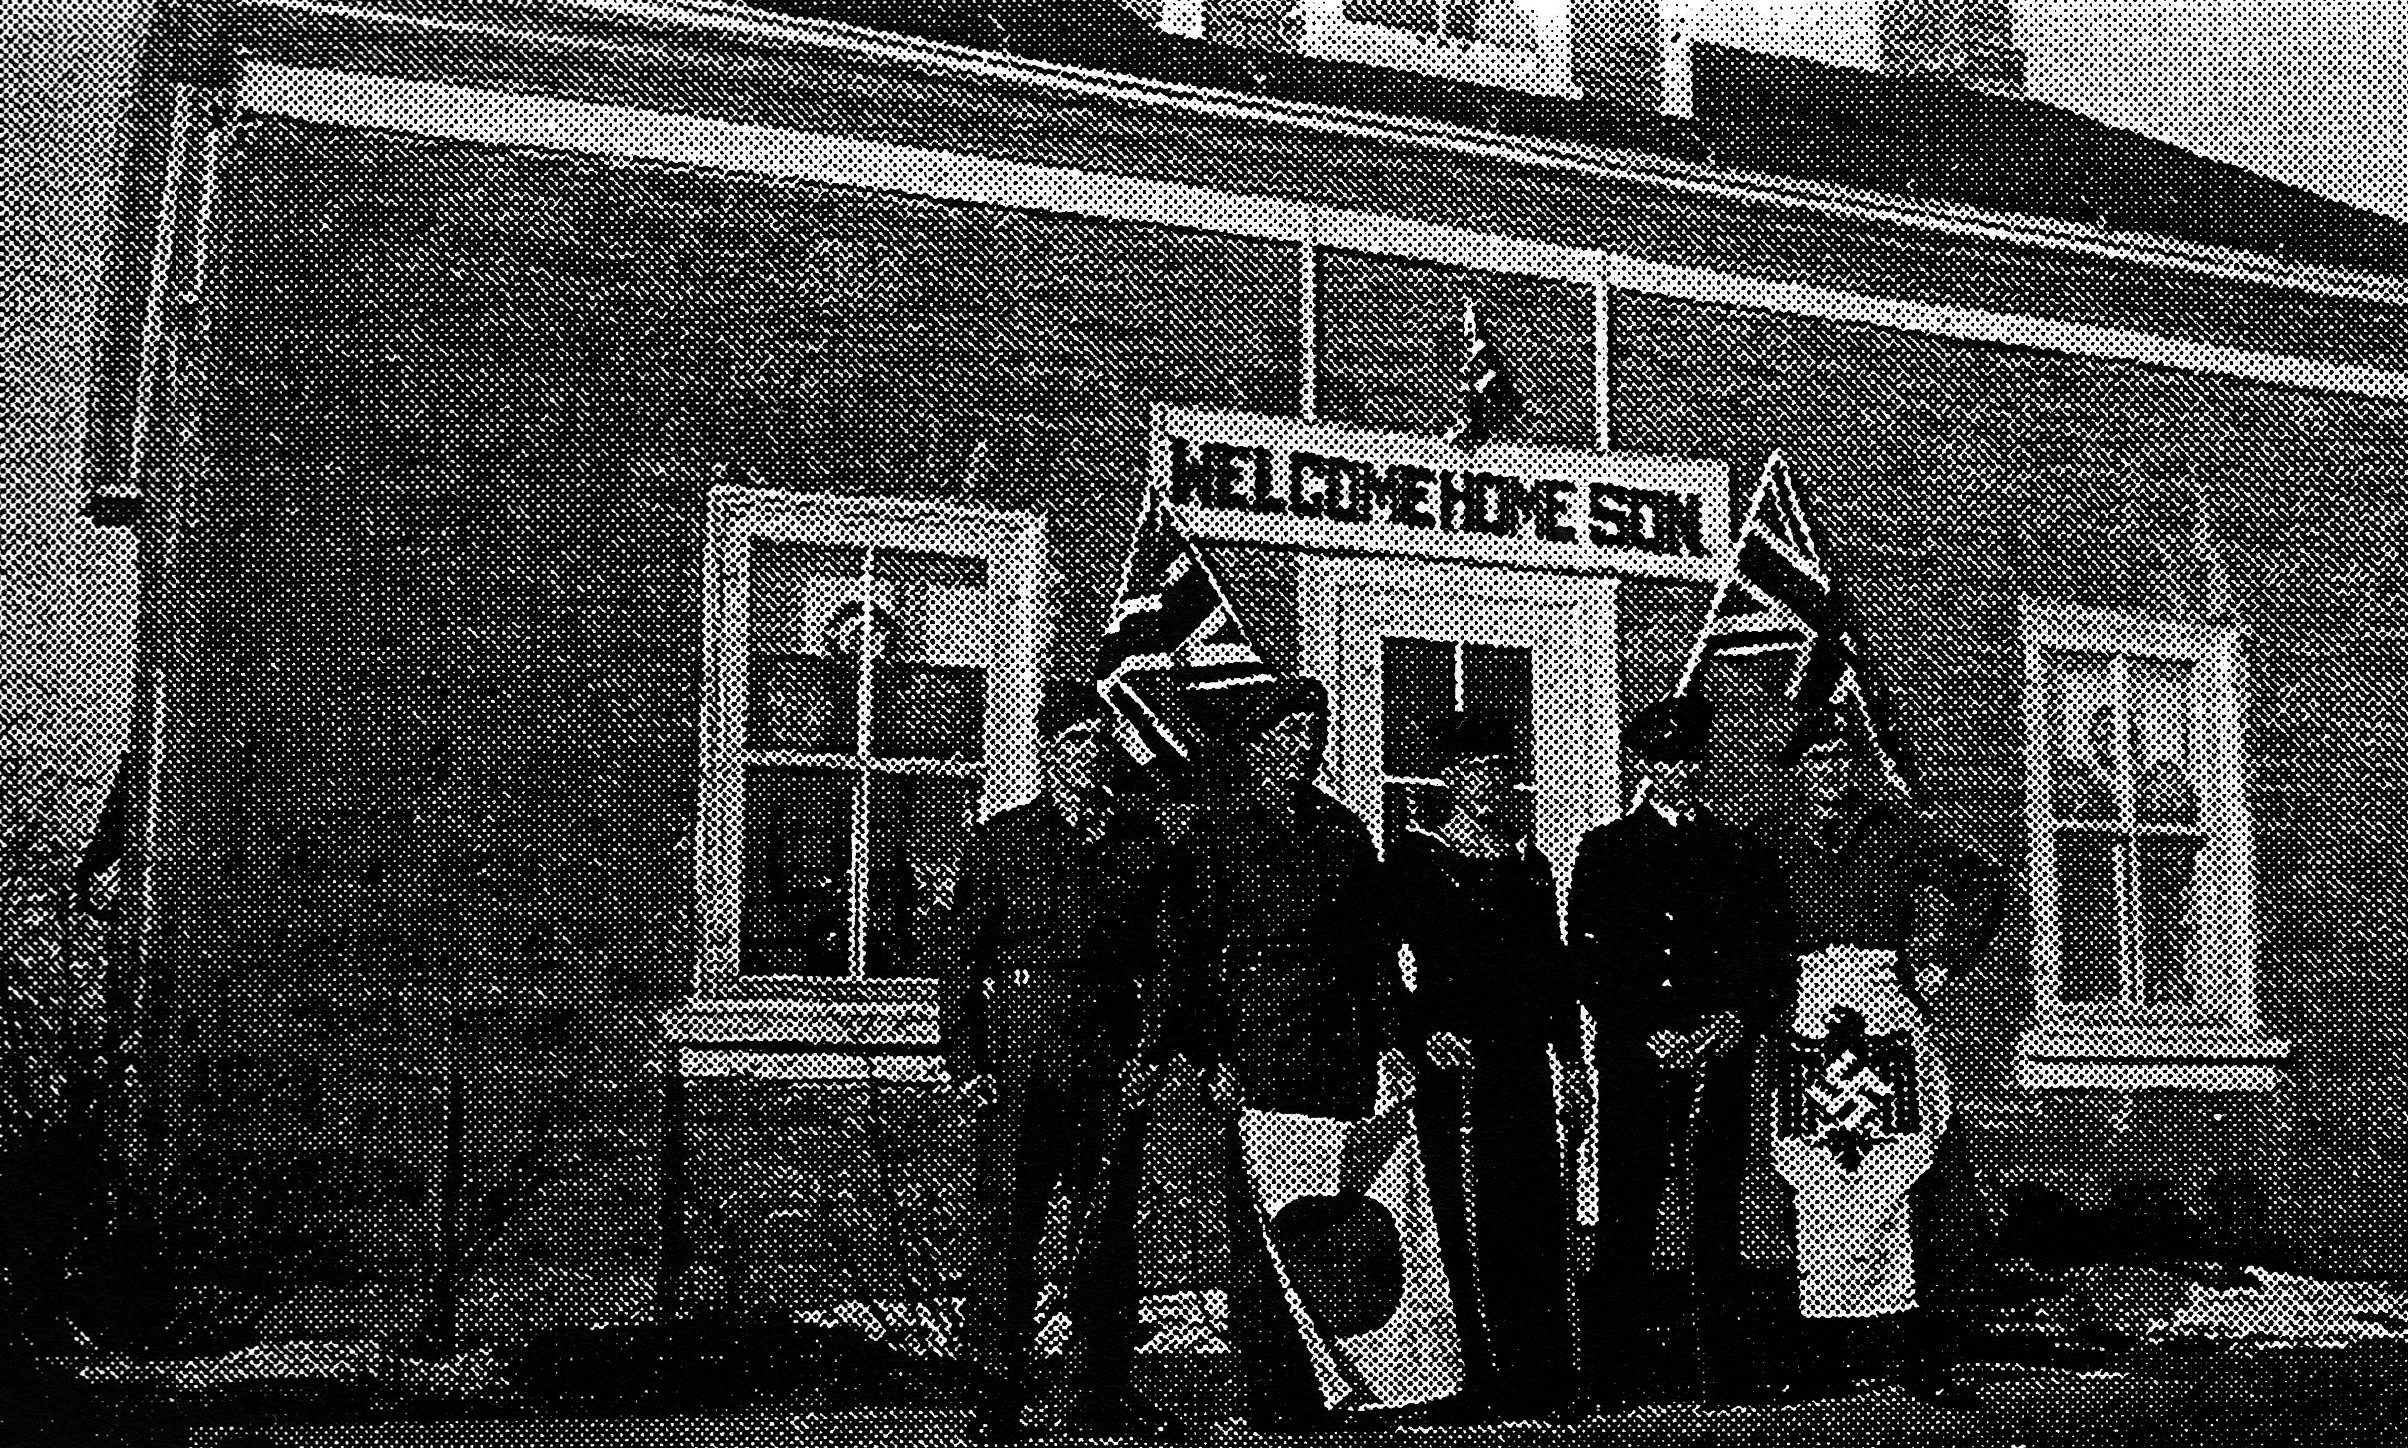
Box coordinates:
[257,0,2408,312]
[234,59,2408,404]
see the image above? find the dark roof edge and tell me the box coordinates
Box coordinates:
[83,0,2408,519]
[234,0,2408,306]
[1687,42,2408,280]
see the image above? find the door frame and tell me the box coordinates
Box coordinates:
[1298,555,1621,895]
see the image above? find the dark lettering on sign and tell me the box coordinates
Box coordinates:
[1394,465,1437,528]
[1161,432,1706,557]
[1288,454,1322,520]
[1167,437,1211,506]
[1249,445,1282,514]
[1530,477,1575,544]
[1440,470,1476,534]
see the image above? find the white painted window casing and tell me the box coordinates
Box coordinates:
[2017,599,2287,1090]
[666,487,1044,1067]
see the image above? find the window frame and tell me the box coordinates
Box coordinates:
[668,486,1045,1065]
[1289,0,1582,99]
[2017,599,2287,1090]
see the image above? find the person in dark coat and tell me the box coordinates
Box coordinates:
[938,686,1179,1445]
[1148,676,1407,1433]
[1388,711,1584,1422]
[1563,693,1790,1409]
[1749,708,2005,1410]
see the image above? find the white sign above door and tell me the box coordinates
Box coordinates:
[1153,406,1731,582]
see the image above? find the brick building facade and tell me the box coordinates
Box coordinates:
[85,0,2408,1341]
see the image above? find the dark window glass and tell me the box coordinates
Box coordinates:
[2056,832,2122,1004]
[864,775,980,979]
[740,768,854,977]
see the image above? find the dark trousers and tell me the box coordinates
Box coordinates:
[1416,1048,1575,1417]
[1223,1117,1323,1427]
[963,1057,1144,1422]
[1583,1044,1755,1401]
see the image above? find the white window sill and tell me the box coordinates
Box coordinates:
[661,994,939,1080]
[2018,1025,2290,1092]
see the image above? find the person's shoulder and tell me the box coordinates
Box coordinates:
[1575,809,1647,859]
[1303,786,1375,842]
[1696,806,1776,858]
[1388,826,1456,874]
[1515,836,1560,882]
[982,796,1051,834]
[1739,801,1792,847]
[978,798,1071,856]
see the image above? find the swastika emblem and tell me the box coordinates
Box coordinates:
[1780,1005,1922,1171]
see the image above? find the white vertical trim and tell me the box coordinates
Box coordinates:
[1592,273,1614,452]
[693,490,749,999]
[123,85,209,503]
[1298,214,1320,422]
[989,515,1047,815]
[2216,630,2264,1036]
[2020,613,2061,1016]
[845,551,878,979]
[1658,7,1695,119]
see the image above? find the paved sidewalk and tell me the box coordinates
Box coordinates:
[168,1359,2407,1448]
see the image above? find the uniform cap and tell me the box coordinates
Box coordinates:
[1779,706,1857,765]
[1037,681,1110,741]
[1626,692,1712,764]
[1215,675,1330,742]
[1435,709,1524,768]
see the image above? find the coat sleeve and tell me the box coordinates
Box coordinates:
[1355,826,1407,1055]
[1903,819,2007,990]
[1564,828,1635,1037]
[1387,842,1462,1049]
[936,820,997,1076]
[1730,835,1796,1029]
[1527,847,1585,1060]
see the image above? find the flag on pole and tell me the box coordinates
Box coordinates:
[1682,454,1916,797]
[1240,1058,1464,1410]
[1095,486,1278,765]
[1440,297,1522,450]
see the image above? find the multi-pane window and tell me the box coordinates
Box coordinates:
[1342,0,1544,51]
[1378,636,1535,856]
[2044,650,2205,1013]
[2019,601,2284,1089]
[741,544,990,980]
[694,489,1042,1022]
[1289,0,1577,96]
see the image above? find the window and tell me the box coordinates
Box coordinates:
[673,488,1043,1066]
[2018,601,2286,1090]
[1290,0,1579,97]
[1379,636,1537,856]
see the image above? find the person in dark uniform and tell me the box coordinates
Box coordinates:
[939,686,1180,1445]
[1564,693,1789,1409]
[1750,708,2004,1410]
[1387,711,1584,1422]
[1149,676,1407,1433]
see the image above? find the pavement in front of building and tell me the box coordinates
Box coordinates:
[167,1353,2408,1448]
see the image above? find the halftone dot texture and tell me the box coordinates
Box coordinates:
[30,3,2408,1447]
